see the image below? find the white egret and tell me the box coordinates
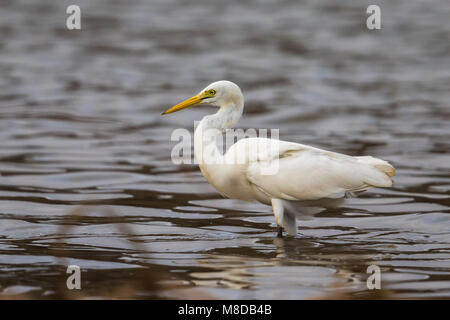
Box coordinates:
[162,80,395,237]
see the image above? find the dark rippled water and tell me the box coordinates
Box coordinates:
[0,0,449,299]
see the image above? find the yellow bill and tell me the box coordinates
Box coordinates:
[162,93,204,115]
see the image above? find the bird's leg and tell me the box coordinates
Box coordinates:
[272,199,284,238]
[272,198,286,238]
[277,226,284,238]
[272,198,297,237]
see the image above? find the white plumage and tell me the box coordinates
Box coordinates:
[163,80,395,237]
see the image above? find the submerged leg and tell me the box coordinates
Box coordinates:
[271,198,297,237]
[277,225,284,238]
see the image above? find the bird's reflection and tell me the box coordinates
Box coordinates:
[187,233,394,299]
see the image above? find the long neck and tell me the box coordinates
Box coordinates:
[194,101,243,166]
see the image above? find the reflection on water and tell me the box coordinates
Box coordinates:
[0,0,449,298]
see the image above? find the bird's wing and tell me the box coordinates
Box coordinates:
[236,137,394,201]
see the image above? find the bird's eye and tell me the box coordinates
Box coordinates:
[208,89,216,95]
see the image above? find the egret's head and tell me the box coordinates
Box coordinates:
[162,80,243,115]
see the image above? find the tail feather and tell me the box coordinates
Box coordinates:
[356,156,396,177]
[356,156,396,188]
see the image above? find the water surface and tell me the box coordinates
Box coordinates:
[0,0,449,299]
